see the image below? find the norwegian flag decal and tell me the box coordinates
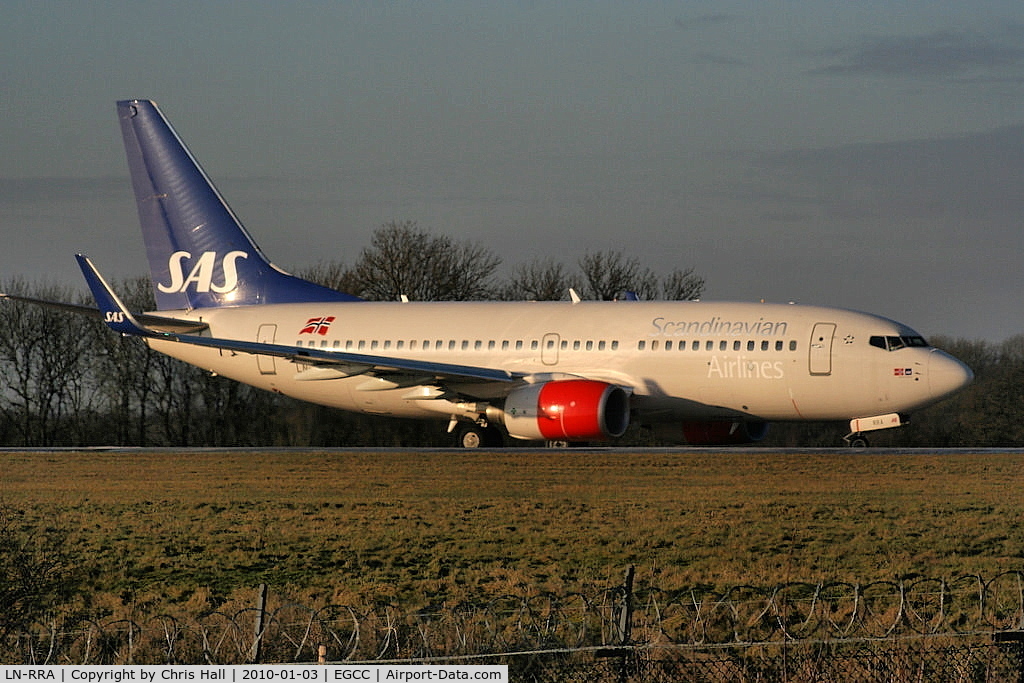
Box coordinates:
[300,316,336,335]
[894,368,913,376]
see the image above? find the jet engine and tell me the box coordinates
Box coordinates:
[653,420,770,445]
[494,379,631,441]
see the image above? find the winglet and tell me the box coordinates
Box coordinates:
[76,254,152,336]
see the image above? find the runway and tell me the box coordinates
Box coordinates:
[4,445,1024,456]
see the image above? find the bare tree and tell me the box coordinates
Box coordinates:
[660,267,705,301]
[578,250,659,301]
[302,260,361,297]
[345,221,502,301]
[0,280,101,445]
[500,258,573,301]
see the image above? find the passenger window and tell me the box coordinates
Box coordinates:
[789,340,797,351]
[720,341,727,351]
[747,340,755,351]
[761,340,769,351]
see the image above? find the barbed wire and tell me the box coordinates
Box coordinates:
[6,570,1024,665]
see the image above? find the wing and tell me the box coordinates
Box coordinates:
[76,255,522,386]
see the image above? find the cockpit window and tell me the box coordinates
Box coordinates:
[869,335,929,351]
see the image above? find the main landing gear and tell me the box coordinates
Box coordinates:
[454,423,504,448]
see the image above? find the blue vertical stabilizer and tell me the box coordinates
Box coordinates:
[117,99,360,310]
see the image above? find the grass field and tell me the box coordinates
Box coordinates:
[3,448,1023,616]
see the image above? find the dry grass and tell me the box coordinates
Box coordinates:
[3,448,1023,615]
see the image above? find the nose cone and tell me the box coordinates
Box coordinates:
[929,349,974,401]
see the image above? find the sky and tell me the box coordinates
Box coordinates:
[1,2,1023,341]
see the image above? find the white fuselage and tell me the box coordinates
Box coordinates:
[146,299,970,425]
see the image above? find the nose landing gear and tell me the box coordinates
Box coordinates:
[844,412,907,448]
[844,433,870,448]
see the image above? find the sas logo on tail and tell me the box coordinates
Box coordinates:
[158,250,248,294]
[300,316,336,335]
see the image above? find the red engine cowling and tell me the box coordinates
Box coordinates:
[500,380,631,441]
[654,420,770,445]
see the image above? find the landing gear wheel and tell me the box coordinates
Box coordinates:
[456,424,503,448]
[846,434,870,448]
[459,426,484,448]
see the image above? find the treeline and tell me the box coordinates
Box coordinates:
[0,222,1012,447]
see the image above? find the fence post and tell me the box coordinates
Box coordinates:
[617,566,636,683]
[617,565,635,645]
[250,583,268,664]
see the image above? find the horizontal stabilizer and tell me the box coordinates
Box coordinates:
[0,291,209,334]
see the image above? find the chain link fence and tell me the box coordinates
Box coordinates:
[6,570,1024,680]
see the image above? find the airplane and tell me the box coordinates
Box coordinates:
[5,100,974,448]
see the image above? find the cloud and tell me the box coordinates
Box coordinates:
[746,125,1024,223]
[808,29,1024,78]
[673,14,740,32]
[692,52,747,67]
[0,177,125,204]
